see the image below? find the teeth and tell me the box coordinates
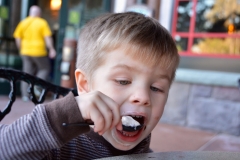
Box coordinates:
[131,115,143,118]
[120,131,135,137]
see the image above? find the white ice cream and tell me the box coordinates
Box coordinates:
[121,116,140,127]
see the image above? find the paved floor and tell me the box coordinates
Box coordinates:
[1,96,240,153]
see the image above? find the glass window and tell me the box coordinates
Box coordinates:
[176,1,192,32]
[172,0,240,58]
[195,0,240,33]
[192,38,240,55]
[195,0,216,32]
[175,36,188,51]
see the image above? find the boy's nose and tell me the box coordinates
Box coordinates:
[129,89,151,106]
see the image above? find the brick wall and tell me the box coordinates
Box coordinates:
[161,82,240,136]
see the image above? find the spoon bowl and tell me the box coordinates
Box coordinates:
[122,124,144,132]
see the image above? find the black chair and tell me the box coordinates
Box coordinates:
[0,68,77,122]
[239,78,240,93]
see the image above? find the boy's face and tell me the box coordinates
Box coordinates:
[89,46,172,150]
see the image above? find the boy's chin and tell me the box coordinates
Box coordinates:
[102,128,142,151]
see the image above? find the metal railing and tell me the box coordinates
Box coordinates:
[0,68,77,121]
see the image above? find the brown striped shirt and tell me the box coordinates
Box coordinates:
[0,93,151,160]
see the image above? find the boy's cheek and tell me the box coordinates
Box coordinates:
[152,115,162,124]
[152,110,164,122]
[154,115,162,122]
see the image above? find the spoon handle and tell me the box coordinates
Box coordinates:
[62,122,144,132]
[62,122,94,127]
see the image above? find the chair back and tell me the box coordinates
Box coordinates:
[0,68,77,121]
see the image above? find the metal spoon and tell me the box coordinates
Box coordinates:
[62,122,144,132]
[122,124,144,132]
[62,122,94,127]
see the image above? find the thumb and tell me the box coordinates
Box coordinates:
[116,120,122,130]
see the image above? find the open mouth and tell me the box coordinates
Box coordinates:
[130,115,145,126]
[122,115,145,132]
[116,115,146,141]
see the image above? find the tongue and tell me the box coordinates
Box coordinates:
[122,130,139,137]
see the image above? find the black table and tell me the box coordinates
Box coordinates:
[100,151,240,160]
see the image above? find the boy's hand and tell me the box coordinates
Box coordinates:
[75,91,121,135]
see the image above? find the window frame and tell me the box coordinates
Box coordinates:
[172,0,240,59]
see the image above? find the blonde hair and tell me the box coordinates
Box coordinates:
[77,12,179,81]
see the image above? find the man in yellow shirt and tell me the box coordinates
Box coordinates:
[13,5,56,101]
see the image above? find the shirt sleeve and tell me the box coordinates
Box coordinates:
[45,92,90,143]
[42,20,52,37]
[13,22,23,38]
[0,92,90,160]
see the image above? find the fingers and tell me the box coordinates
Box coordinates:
[90,96,113,134]
[98,94,121,129]
[97,94,121,134]
[49,51,56,59]
[77,91,121,135]
[93,93,120,135]
[88,106,105,134]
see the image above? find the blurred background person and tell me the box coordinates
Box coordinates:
[13,5,56,102]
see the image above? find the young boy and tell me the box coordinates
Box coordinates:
[0,12,179,159]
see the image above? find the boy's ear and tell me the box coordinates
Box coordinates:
[75,69,89,93]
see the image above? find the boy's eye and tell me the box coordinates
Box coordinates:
[116,80,131,85]
[150,86,163,92]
